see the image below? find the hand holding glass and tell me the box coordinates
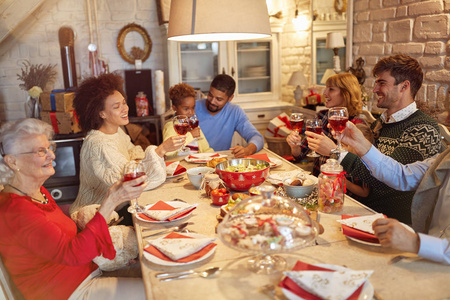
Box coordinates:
[306,118,323,158]
[328,107,349,154]
[173,115,190,152]
[124,160,146,214]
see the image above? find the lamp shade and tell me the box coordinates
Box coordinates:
[288,71,308,87]
[326,32,345,49]
[320,69,336,84]
[168,0,271,42]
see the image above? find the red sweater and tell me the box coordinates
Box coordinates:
[0,187,115,300]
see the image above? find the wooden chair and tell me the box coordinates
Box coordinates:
[0,255,24,300]
[438,123,450,147]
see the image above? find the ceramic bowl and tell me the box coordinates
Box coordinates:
[282,175,318,198]
[215,159,270,191]
[211,192,230,206]
[186,167,215,189]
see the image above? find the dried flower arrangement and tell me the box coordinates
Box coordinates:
[130,46,145,60]
[17,60,57,97]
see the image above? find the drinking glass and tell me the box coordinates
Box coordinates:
[123,160,146,214]
[173,115,190,152]
[328,107,349,154]
[305,118,323,158]
[189,114,202,141]
[290,113,304,146]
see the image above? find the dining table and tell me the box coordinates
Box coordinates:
[133,148,450,300]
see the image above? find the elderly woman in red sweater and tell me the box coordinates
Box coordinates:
[0,118,146,299]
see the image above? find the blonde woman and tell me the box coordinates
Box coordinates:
[287,73,366,176]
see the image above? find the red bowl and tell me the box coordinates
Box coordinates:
[211,193,230,206]
[215,159,270,191]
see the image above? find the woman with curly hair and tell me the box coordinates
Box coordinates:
[163,83,213,156]
[70,73,185,223]
[286,73,366,176]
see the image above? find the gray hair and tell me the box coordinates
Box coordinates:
[0,118,54,185]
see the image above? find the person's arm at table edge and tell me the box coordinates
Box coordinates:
[417,233,450,265]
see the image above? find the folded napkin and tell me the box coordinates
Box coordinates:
[245,153,270,163]
[339,215,386,243]
[337,213,385,234]
[138,201,197,221]
[144,232,217,262]
[165,161,186,176]
[267,170,306,185]
[279,261,371,300]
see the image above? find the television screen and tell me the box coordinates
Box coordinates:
[53,147,76,177]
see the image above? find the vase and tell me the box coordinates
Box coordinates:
[24,96,41,119]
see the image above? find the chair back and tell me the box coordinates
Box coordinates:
[0,255,24,300]
[360,110,376,124]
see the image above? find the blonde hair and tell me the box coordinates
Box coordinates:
[326,73,363,116]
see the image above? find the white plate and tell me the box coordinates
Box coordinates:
[166,170,187,179]
[269,157,282,168]
[143,232,217,266]
[281,263,374,300]
[345,222,414,247]
[135,201,196,223]
[184,153,228,163]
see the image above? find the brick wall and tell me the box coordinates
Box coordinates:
[353,0,450,115]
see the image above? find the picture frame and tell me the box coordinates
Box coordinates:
[156,0,171,25]
[117,23,152,64]
[334,0,347,14]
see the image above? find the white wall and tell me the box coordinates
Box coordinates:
[0,0,165,122]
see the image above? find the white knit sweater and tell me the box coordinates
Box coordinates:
[69,128,166,214]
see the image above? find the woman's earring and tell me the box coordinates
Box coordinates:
[16,168,20,172]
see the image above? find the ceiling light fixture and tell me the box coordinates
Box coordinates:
[168,0,271,42]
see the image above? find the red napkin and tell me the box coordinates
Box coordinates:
[165,161,187,176]
[137,201,197,222]
[341,215,380,244]
[245,153,271,162]
[144,232,217,263]
[279,261,364,300]
[188,153,220,160]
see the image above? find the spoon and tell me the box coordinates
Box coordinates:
[142,222,192,238]
[158,267,221,281]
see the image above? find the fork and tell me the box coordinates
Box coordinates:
[389,255,417,264]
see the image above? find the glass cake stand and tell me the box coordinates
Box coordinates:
[217,186,318,274]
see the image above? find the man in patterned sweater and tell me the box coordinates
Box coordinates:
[309,55,443,224]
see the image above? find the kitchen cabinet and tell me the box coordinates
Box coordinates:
[165,26,281,104]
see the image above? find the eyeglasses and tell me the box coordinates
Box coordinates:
[16,142,57,157]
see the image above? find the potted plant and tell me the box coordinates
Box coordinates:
[17,60,57,118]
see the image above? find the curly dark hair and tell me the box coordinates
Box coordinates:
[210,74,235,97]
[372,54,423,99]
[168,83,196,107]
[73,73,126,132]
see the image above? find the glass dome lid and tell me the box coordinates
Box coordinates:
[217,186,317,255]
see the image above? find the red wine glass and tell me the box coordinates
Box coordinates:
[290,113,304,145]
[305,118,323,158]
[189,114,203,141]
[328,107,349,154]
[124,160,146,214]
[173,115,190,152]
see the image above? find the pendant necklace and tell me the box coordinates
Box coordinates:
[7,184,49,204]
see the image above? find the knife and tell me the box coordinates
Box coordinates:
[142,222,191,238]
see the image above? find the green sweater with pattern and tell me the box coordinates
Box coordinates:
[341,110,443,224]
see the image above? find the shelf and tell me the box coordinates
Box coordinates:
[238,76,270,81]
[180,50,215,54]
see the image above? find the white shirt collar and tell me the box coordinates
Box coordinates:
[381,102,417,123]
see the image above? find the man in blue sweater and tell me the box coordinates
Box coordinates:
[196,74,264,157]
